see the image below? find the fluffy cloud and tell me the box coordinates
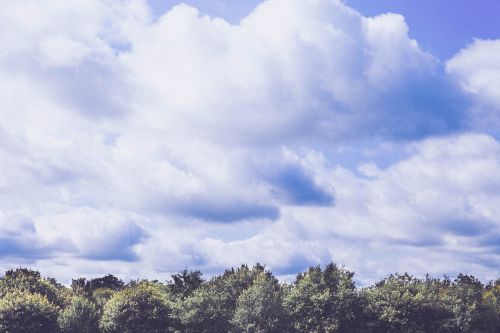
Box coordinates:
[0,0,498,282]
[447,39,500,126]
[0,213,43,257]
[122,0,466,143]
[39,208,146,261]
[196,134,500,282]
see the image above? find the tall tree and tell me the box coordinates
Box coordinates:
[364,274,453,332]
[0,268,65,307]
[441,274,499,332]
[58,296,101,333]
[169,269,204,299]
[175,264,265,333]
[232,271,288,333]
[283,263,363,333]
[0,291,60,333]
[100,281,173,333]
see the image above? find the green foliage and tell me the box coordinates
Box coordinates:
[232,271,287,333]
[0,266,498,333]
[440,274,499,332]
[484,278,500,312]
[100,281,173,333]
[169,269,204,299]
[72,275,124,296]
[364,273,453,333]
[364,273,500,333]
[92,288,117,309]
[483,279,500,331]
[58,296,100,333]
[0,268,65,307]
[175,264,265,333]
[0,291,59,333]
[283,263,363,333]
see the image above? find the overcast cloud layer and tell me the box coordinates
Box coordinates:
[0,0,499,284]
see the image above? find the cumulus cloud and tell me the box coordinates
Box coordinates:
[39,208,146,261]
[196,134,500,282]
[447,39,500,126]
[0,0,498,282]
[121,0,467,143]
[0,213,44,258]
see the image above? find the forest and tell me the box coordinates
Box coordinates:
[0,264,498,333]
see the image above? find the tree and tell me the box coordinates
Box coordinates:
[169,269,204,299]
[92,287,118,309]
[283,263,363,333]
[71,274,124,312]
[232,271,288,333]
[0,291,59,333]
[58,296,101,333]
[0,268,65,307]
[363,274,453,332]
[72,275,124,296]
[175,264,265,333]
[483,278,500,332]
[440,274,498,332]
[100,281,173,333]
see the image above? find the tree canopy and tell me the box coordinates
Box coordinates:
[0,264,497,333]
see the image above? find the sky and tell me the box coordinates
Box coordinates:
[0,0,499,284]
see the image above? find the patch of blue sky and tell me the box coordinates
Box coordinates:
[345,0,500,60]
[148,0,263,23]
[149,0,500,59]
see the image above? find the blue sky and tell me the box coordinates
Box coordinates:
[0,0,499,284]
[346,0,500,59]
[149,0,500,59]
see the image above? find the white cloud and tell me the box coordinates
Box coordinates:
[39,38,91,67]
[447,39,500,126]
[195,134,500,282]
[363,13,435,84]
[0,0,498,282]
[122,0,462,143]
[37,207,146,261]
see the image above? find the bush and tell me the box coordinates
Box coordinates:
[0,291,59,333]
[100,281,172,333]
[58,296,100,333]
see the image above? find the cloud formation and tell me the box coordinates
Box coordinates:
[195,134,500,282]
[447,39,500,127]
[0,0,499,282]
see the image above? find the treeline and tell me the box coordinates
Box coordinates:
[0,264,499,333]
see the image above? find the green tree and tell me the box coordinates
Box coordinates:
[440,274,498,332]
[283,263,363,333]
[92,288,118,309]
[72,275,124,296]
[232,271,288,333]
[169,269,204,299]
[100,281,173,333]
[175,264,265,333]
[364,274,453,333]
[58,295,101,333]
[483,278,500,331]
[0,291,60,333]
[0,268,65,307]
